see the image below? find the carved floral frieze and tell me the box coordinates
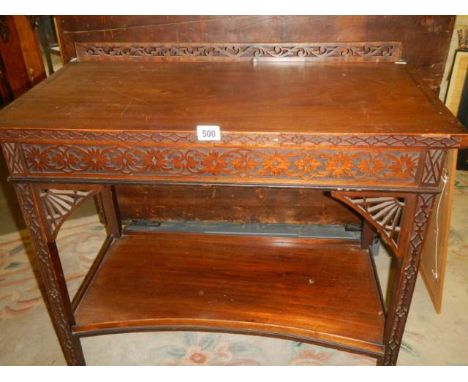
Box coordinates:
[19,144,421,183]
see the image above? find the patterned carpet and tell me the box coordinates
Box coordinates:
[1,172,467,365]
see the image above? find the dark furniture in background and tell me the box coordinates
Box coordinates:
[29,16,61,76]
[455,54,468,170]
[444,47,468,170]
[459,70,468,127]
[0,15,45,105]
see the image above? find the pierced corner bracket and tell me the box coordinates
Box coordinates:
[37,186,102,241]
[330,191,405,255]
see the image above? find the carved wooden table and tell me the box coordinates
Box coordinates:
[1,42,467,365]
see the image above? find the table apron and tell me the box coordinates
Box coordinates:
[1,142,448,190]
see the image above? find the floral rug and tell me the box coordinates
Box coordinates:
[0,172,467,365]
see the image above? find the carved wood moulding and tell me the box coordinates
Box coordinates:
[0,130,461,149]
[75,42,402,62]
[421,149,446,186]
[383,193,436,364]
[1,142,25,175]
[20,144,421,184]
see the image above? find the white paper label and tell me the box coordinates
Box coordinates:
[196,125,221,141]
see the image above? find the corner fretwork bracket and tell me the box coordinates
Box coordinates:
[38,187,101,241]
[331,191,406,255]
[34,183,121,242]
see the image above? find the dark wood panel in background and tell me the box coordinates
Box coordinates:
[116,186,360,224]
[0,16,31,100]
[0,16,45,102]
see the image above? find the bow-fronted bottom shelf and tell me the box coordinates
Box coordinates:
[72,231,385,358]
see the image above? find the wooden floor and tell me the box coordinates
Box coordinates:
[73,231,385,356]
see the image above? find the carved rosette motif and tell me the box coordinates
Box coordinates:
[76,42,401,62]
[20,144,421,184]
[39,188,98,240]
[383,193,436,365]
[331,193,405,253]
[13,183,85,365]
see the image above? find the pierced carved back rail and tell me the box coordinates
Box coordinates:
[75,41,402,62]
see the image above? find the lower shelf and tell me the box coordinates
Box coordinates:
[72,231,385,357]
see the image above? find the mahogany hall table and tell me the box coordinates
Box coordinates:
[0,42,467,365]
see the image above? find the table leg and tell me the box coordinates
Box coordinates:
[13,182,85,365]
[382,193,436,365]
[98,185,121,238]
[331,190,437,365]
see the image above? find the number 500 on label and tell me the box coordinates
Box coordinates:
[196,125,221,141]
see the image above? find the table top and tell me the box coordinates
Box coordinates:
[0,61,466,143]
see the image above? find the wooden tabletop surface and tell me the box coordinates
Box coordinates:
[0,61,466,138]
